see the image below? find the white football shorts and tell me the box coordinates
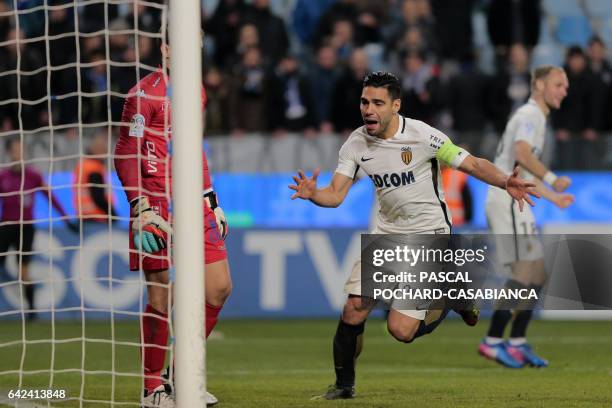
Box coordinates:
[486,187,544,264]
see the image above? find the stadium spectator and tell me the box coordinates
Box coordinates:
[0,28,47,131]
[48,4,76,67]
[313,0,359,47]
[228,46,270,135]
[486,0,541,65]
[72,131,116,223]
[242,0,290,66]
[80,34,105,63]
[586,36,612,131]
[204,67,232,135]
[124,1,163,34]
[206,0,249,69]
[16,0,44,39]
[0,138,76,320]
[79,1,119,33]
[0,2,11,42]
[350,0,386,45]
[136,35,159,72]
[224,23,260,68]
[551,46,603,169]
[331,48,370,134]
[446,51,490,155]
[487,43,532,133]
[587,36,612,85]
[109,18,131,63]
[314,0,386,47]
[47,5,77,127]
[310,45,341,133]
[430,0,474,62]
[268,54,317,136]
[82,52,109,124]
[384,0,437,61]
[386,24,430,75]
[328,19,356,63]
[399,50,442,125]
[292,0,336,44]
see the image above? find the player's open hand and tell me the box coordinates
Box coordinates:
[552,175,571,192]
[289,168,320,200]
[505,166,541,211]
[554,193,574,209]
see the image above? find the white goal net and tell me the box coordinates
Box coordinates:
[0,1,194,406]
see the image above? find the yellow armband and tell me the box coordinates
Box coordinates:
[436,140,464,167]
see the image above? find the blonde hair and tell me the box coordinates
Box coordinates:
[531,65,565,89]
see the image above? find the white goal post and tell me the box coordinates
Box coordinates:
[169,0,206,407]
[0,0,206,406]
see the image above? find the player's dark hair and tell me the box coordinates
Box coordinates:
[363,71,402,101]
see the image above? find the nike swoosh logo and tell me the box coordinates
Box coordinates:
[361,156,374,162]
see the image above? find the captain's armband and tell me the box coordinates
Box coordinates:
[435,140,470,169]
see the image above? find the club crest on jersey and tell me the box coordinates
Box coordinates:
[401,146,412,165]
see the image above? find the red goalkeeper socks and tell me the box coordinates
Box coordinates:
[205,303,222,338]
[142,304,169,392]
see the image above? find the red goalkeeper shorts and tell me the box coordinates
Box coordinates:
[129,198,227,272]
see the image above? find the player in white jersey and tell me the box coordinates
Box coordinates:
[289,72,539,400]
[479,66,574,369]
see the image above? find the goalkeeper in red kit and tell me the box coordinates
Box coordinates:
[114,34,231,407]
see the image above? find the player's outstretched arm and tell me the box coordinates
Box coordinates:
[531,177,574,209]
[458,156,540,211]
[289,168,354,208]
[515,141,571,192]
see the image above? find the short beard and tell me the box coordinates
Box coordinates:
[376,120,389,137]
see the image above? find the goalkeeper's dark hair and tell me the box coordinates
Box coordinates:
[530,65,565,89]
[363,71,402,101]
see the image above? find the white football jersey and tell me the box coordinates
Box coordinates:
[335,115,468,233]
[492,99,547,179]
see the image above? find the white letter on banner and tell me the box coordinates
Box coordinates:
[304,231,361,310]
[244,231,302,310]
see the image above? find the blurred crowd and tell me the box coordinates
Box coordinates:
[1,0,612,170]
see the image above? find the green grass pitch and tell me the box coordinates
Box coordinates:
[0,318,611,407]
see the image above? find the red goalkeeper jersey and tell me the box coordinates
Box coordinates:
[114,69,212,202]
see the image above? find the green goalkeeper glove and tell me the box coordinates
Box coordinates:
[130,196,172,253]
